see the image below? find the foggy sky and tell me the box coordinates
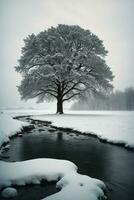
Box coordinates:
[0,0,134,108]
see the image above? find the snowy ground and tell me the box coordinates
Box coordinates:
[32,111,134,148]
[0,158,106,200]
[1,110,134,148]
[0,113,28,148]
[0,110,133,199]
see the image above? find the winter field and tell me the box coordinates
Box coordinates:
[0,110,134,199]
[32,110,134,148]
[0,110,107,200]
[0,110,134,149]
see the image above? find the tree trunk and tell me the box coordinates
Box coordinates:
[56,98,63,114]
[56,83,64,114]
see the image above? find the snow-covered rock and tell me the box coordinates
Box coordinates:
[1,187,18,198]
[0,158,106,200]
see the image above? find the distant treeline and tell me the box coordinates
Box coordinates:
[71,87,134,110]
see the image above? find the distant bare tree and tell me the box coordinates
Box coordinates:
[125,87,134,110]
[71,87,134,111]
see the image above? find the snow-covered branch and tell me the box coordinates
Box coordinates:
[16,24,114,113]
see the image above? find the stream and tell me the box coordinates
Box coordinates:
[1,116,134,200]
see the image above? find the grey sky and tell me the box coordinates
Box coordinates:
[0,0,134,108]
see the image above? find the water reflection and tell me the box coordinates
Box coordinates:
[57,132,63,141]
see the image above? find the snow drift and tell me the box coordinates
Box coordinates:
[0,113,28,147]
[0,158,106,200]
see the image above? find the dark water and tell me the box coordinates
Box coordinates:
[1,129,134,200]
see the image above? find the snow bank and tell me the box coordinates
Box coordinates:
[0,158,105,200]
[45,173,105,200]
[0,113,28,147]
[32,111,134,148]
[0,159,77,188]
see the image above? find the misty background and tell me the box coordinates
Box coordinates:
[0,0,134,110]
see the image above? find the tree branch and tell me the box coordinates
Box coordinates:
[63,82,80,97]
[63,93,80,102]
[39,89,57,98]
[27,63,45,70]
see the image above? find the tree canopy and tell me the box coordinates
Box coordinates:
[16,24,114,113]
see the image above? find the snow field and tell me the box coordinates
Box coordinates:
[0,113,28,148]
[32,111,134,148]
[0,158,106,200]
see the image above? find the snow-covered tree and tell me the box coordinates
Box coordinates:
[15,24,114,114]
